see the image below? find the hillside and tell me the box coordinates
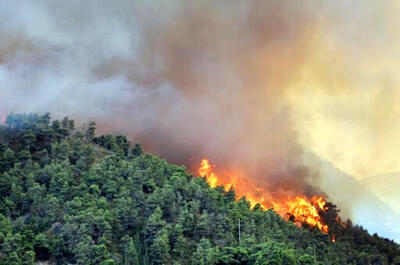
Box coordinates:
[0,113,399,265]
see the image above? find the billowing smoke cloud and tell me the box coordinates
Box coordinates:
[1,0,400,239]
[0,0,324,194]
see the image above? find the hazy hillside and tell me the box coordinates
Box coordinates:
[362,173,400,214]
[311,156,400,243]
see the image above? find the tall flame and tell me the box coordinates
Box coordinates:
[198,158,329,233]
[198,159,219,188]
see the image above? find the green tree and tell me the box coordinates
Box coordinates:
[144,207,166,246]
[68,119,75,131]
[299,254,315,265]
[61,116,69,128]
[22,250,35,265]
[194,211,211,240]
[7,251,21,265]
[191,238,217,265]
[51,120,60,131]
[85,122,96,143]
[17,149,31,165]
[22,131,36,150]
[1,147,15,171]
[122,235,139,265]
[150,229,170,265]
[131,143,143,157]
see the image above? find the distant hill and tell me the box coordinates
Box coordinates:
[306,153,400,243]
[362,172,400,214]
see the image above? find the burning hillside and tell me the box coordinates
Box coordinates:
[1,0,400,243]
[198,158,330,234]
[1,113,399,264]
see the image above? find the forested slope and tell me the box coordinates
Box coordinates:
[0,113,399,265]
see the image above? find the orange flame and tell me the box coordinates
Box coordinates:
[198,158,329,233]
[199,159,219,188]
[272,196,328,233]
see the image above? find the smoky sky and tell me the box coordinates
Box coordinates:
[1,0,399,199]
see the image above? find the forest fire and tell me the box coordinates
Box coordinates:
[198,158,329,233]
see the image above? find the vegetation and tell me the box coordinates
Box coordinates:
[0,113,399,265]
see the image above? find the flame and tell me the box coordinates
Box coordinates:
[272,196,328,233]
[198,159,219,188]
[198,158,329,233]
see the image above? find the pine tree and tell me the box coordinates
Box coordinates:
[131,143,143,157]
[150,228,170,265]
[85,122,96,143]
[122,235,139,265]
[22,250,36,265]
[191,238,217,265]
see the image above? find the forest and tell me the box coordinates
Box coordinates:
[0,113,399,265]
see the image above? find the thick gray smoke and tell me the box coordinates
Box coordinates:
[0,0,326,194]
[1,0,400,240]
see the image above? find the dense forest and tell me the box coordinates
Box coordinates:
[0,113,399,265]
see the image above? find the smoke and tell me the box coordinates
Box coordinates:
[1,0,400,237]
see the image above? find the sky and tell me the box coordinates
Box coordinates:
[0,0,399,241]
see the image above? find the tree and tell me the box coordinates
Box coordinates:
[0,147,15,171]
[37,149,50,167]
[122,235,139,265]
[172,234,189,261]
[41,113,51,125]
[74,236,92,265]
[22,131,36,150]
[191,238,217,265]
[22,250,36,265]
[51,120,60,131]
[218,246,249,265]
[91,244,110,265]
[68,119,75,131]
[17,149,31,166]
[194,211,211,240]
[144,207,166,246]
[85,122,96,143]
[299,254,315,265]
[61,116,69,128]
[131,143,143,157]
[282,249,298,265]
[114,194,138,235]
[7,251,21,265]
[150,229,170,265]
